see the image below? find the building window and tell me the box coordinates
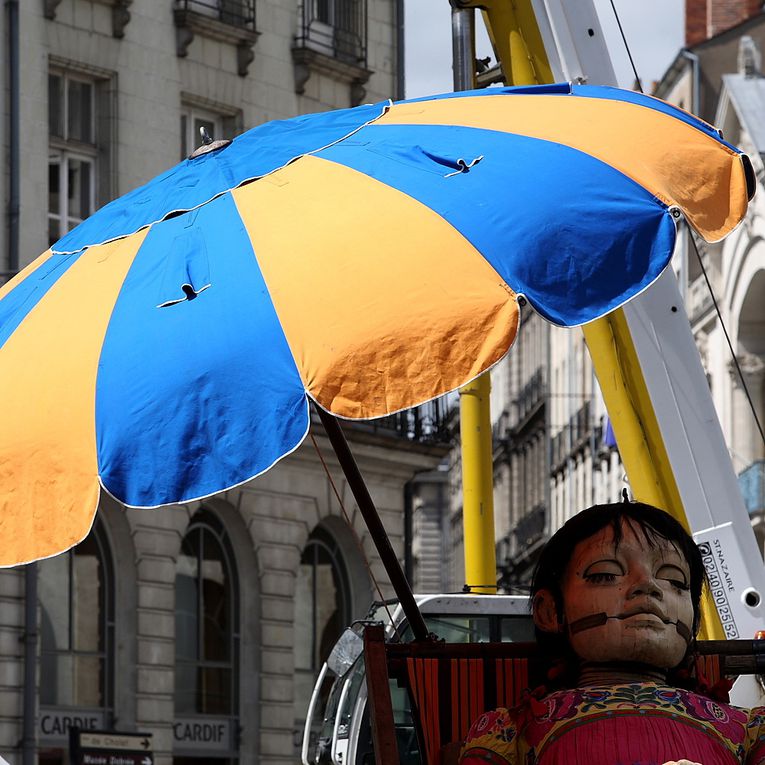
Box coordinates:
[293,0,370,106]
[294,526,351,676]
[181,107,221,159]
[175,511,240,716]
[180,98,242,160]
[39,515,115,710]
[298,0,366,64]
[175,0,255,29]
[293,526,351,752]
[48,65,116,249]
[173,2,259,76]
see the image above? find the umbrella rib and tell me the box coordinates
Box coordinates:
[315,405,429,641]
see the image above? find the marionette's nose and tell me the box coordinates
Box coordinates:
[627,568,663,600]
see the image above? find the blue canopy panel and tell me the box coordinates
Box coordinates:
[96,193,309,507]
[315,123,676,326]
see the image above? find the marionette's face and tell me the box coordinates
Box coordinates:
[537,521,694,669]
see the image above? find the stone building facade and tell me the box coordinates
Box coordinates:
[0,2,446,764]
[0,0,400,278]
[656,2,765,556]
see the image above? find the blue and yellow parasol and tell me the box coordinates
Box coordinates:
[0,83,753,565]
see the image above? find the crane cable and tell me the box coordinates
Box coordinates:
[689,233,765,451]
[608,0,643,92]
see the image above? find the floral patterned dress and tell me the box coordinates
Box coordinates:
[459,683,765,765]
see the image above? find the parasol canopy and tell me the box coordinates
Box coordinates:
[0,83,754,565]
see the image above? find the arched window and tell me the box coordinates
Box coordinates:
[39,515,114,711]
[294,526,351,676]
[175,511,239,716]
[294,525,352,755]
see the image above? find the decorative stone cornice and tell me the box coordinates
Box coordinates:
[43,0,64,19]
[730,352,765,387]
[110,0,132,38]
[174,8,260,77]
[46,0,133,38]
[292,46,372,107]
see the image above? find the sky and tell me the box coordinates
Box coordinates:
[404,0,685,98]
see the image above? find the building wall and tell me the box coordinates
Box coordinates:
[657,23,765,581]
[661,31,765,488]
[411,470,450,593]
[706,86,765,475]
[10,0,398,275]
[484,306,622,590]
[662,9,765,122]
[0,2,418,763]
[686,0,763,46]
[3,427,442,764]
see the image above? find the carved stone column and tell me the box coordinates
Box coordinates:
[729,352,765,466]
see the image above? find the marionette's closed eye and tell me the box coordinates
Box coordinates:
[657,564,690,590]
[583,560,623,584]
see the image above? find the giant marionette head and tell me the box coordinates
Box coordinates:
[531,501,706,670]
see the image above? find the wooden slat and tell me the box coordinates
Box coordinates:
[364,625,400,765]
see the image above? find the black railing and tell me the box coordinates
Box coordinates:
[369,399,452,444]
[176,0,256,29]
[550,400,594,469]
[313,398,453,446]
[497,503,547,588]
[296,0,367,66]
[513,368,546,424]
[514,503,546,548]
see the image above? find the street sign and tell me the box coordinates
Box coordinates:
[70,728,153,765]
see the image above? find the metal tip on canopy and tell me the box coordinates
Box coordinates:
[189,130,231,159]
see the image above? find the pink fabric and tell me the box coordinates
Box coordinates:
[460,683,765,765]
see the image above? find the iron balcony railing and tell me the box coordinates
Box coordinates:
[513,367,546,425]
[497,502,547,587]
[175,0,256,30]
[364,399,453,445]
[550,400,593,469]
[312,399,453,446]
[296,0,367,66]
[514,502,546,548]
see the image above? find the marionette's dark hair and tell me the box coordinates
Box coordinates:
[530,498,707,679]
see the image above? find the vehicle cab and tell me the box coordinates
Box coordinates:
[301,593,533,765]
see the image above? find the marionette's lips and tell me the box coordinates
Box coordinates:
[615,602,669,622]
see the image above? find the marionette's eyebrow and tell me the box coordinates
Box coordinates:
[583,559,624,576]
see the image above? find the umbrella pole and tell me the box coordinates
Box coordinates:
[315,406,429,641]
